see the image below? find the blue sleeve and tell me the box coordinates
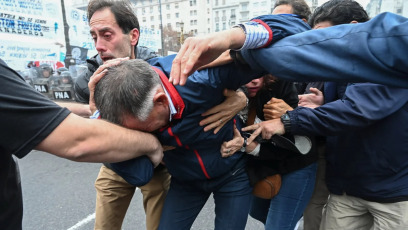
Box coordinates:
[241,12,408,88]
[289,83,408,136]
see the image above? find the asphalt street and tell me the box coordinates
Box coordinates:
[19,150,264,230]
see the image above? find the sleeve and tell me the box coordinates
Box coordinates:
[240,12,408,88]
[289,83,408,136]
[0,61,71,158]
[73,72,91,103]
[236,14,311,50]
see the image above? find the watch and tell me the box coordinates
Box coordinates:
[280,112,291,134]
[240,137,247,152]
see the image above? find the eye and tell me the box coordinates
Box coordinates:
[103,33,112,40]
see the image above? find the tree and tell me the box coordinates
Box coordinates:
[161,25,192,55]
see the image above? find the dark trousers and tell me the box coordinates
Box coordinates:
[158,158,252,230]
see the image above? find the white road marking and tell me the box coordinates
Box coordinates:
[67,213,95,230]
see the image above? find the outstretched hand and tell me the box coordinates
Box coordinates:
[169,27,246,86]
[242,119,285,144]
[200,89,247,134]
[88,57,129,113]
[298,87,324,108]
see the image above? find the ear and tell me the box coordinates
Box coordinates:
[153,91,169,107]
[302,18,307,23]
[129,28,140,46]
[350,20,358,24]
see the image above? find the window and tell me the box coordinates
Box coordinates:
[167,14,171,19]
[166,4,170,10]
[150,16,154,21]
[242,3,248,10]
[176,13,179,18]
[143,17,146,22]
[215,23,219,32]
[150,7,153,13]
[175,3,179,8]
[223,22,226,30]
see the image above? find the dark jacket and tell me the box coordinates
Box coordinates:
[246,80,318,185]
[74,46,159,103]
[289,83,408,202]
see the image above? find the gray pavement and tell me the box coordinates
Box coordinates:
[19,150,264,230]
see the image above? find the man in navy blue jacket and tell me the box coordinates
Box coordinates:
[93,57,257,230]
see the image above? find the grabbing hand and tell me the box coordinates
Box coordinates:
[88,57,129,113]
[220,125,244,158]
[242,119,285,144]
[200,89,247,134]
[263,98,293,120]
[298,87,324,108]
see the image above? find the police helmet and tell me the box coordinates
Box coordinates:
[60,71,73,84]
[39,63,54,78]
[57,67,69,75]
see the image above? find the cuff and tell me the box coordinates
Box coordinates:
[232,21,271,50]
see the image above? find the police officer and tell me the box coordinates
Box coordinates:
[32,64,54,99]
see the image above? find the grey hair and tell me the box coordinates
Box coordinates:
[94,59,161,125]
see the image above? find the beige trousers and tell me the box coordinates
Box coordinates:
[94,165,171,230]
[320,193,408,230]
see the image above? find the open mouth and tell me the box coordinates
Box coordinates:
[101,56,114,62]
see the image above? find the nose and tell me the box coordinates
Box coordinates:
[95,38,107,53]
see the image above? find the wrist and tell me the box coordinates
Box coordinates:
[240,136,247,152]
[280,112,291,134]
[229,27,246,50]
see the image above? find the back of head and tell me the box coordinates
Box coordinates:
[309,0,369,28]
[94,59,161,125]
[274,0,311,21]
[87,0,140,34]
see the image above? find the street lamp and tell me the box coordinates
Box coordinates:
[179,21,184,45]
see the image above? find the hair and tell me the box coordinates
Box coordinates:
[274,0,312,21]
[87,0,140,34]
[94,59,161,125]
[309,0,369,28]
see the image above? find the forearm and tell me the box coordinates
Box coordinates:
[36,114,161,163]
[55,101,91,117]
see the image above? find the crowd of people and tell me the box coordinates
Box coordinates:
[1,0,408,230]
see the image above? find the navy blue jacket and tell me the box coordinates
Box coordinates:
[288,83,408,202]
[241,12,408,88]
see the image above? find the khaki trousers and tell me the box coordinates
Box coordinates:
[94,165,170,230]
[320,194,408,230]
